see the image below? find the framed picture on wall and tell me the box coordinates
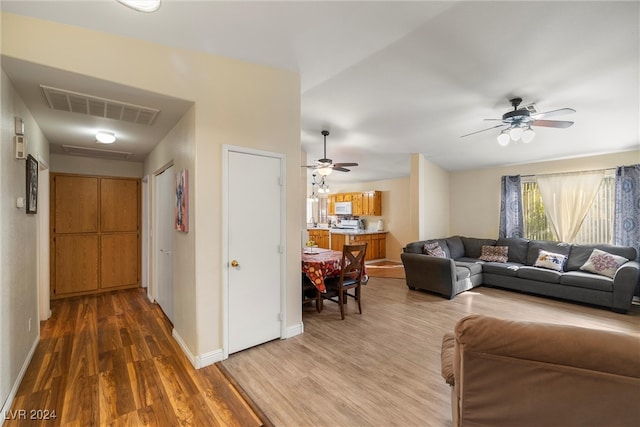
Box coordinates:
[175,169,188,232]
[26,154,38,214]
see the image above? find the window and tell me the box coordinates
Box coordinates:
[521,172,615,244]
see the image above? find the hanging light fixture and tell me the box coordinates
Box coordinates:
[310,173,329,198]
[116,0,161,13]
[96,131,116,144]
[497,123,536,146]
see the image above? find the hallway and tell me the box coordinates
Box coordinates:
[5,289,269,426]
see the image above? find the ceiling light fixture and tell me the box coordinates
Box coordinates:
[96,131,116,144]
[116,0,161,13]
[497,124,536,146]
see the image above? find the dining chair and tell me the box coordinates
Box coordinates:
[302,274,322,312]
[321,243,367,319]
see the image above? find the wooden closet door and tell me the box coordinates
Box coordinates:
[54,234,99,295]
[53,175,98,233]
[100,178,140,289]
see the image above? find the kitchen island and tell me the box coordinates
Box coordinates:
[307,227,387,261]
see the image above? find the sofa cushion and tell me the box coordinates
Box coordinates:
[567,244,637,272]
[461,237,497,258]
[533,250,568,272]
[479,245,508,263]
[517,266,563,283]
[560,271,614,292]
[580,249,629,278]
[496,237,530,264]
[456,266,471,281]
[445,236,465,259]
[405,239,450,256]
[482,262,522,277]
[455,261,483,275]
[526,240,571,268]
[423,241,447,258]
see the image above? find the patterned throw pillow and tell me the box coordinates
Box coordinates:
[423,242,446,258]
[533,250,567,271]
[479,245,508,263]
[580,249,629,278]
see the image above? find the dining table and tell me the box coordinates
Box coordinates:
[302,248,368,293]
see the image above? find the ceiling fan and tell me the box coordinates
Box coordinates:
[303,130,358,176]
[461,97,575,145]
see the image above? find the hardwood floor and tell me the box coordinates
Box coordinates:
[222,277,640,427]
[5,288,269,427]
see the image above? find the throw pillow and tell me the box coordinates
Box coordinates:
[580,249,629,278]
[423,242,446,258]
[479,245,509,263]
[533,250,567,271]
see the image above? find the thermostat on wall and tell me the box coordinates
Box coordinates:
[15,135,25,159]
[14,117,24,135]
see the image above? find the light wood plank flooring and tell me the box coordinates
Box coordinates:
[5,288,269,427]
[222,277,640,427]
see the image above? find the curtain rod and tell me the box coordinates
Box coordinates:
[520,167,617,179]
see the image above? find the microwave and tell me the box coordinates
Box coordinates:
[334,202,352,215]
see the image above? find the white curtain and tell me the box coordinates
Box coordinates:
[537,171,604,243]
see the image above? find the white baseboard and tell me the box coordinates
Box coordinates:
[285,322,304,338]
[1,336,39,422]
[172,328,223,369]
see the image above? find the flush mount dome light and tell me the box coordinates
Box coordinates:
[96,131,116,144]
[116,0,161,13]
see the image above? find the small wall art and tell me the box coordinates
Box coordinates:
[26,154,38,214]
[175,169,188,232]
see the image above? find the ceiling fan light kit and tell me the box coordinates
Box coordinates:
[116,0,161,13]
[462,97,575,146]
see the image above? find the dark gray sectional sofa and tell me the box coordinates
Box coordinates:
[401,236,640,313]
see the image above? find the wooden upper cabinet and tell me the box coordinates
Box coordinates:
[352,193,363,216]
[327,195,335,215]
[54,175,98,233]
[363,191,382,216]
[101,178,139,232]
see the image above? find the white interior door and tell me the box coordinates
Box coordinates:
[228,150,283,354]
[155,166,174,323]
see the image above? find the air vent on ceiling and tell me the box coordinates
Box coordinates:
[62,145,132,160]
[40,85,160,126]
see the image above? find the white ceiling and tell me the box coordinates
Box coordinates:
[2,1,639,183]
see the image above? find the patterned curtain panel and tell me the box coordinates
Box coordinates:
[613,164,640,262]
[499,175,524,238]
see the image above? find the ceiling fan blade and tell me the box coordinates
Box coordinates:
[333,167,351,172]
[460,124,506,138]
[333,162,358,168]
[531,108,576,119]
[532,119,574,129]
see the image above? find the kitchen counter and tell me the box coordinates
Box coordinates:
[327,229,387,235]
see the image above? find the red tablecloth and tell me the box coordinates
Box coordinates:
[302,249,343,293]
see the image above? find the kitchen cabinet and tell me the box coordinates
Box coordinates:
[308,229,330,249]
[362,191,382,216]
[330,233,347,252]
[327,191,382,216]
[332,232,387,261]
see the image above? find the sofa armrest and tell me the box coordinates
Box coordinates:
[613,260,640,312]
[400,252,457,298]
[453,315,640,427]
[441,333,455,386]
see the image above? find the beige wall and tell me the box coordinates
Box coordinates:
[450,150,640,238]
[409,153,451,241]
[2,13,301,364]
[0,69,50,412]
[50,153,143,177]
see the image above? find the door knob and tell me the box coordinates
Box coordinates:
[231,260,239,267]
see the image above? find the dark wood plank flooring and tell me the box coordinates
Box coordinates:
[5,288,269,427]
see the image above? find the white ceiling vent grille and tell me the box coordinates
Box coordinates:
[40,85,160,126]
[62,145,132,160]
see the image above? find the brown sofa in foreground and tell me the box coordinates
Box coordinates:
[441,315,640,427]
